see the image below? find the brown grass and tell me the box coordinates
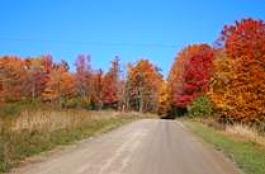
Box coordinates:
[192,117,265,147]
[225,124,265,146]
[0,109,144,173]
[4,110,137,133]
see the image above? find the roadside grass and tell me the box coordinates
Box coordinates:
[0,110,141,173]
[185,120,265,174]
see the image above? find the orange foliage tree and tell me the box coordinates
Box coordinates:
[126,59,163,112]
[24,56,53,101]
[157,80,171,117]
[42,61,76,107]
[210,18,265,123]
[0,56,27,102]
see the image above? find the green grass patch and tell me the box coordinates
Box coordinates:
[0,116,136,173]
[185,120,265,174]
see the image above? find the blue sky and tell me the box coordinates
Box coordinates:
[0,0,264,76]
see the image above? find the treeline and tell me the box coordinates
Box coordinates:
[0,55,162,113]
[0,18,265,124]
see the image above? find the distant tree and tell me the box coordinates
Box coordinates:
[91,69,104,109]
[126,59,163,112]
[102,57,120,109]
[74,55,93,107]
[157,80,171,117]
[42,61,75,107]
[0,56,27,102]
[24,56,54,102]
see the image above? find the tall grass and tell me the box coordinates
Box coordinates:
[0,109,140,173]
[193,117,265,146]
[225,124,265,147]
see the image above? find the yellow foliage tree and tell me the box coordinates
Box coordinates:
[126,59,163,112]
[158,80,171,117]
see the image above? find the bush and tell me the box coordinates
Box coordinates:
[62,98,91,109]
[0,101,42,118]
[188,96,213,117]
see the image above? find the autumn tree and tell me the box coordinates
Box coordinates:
[74,55,93,107]
[210,18,265,123]
[42,61,75,107]
[0,57,6,104]
[90,69,104,109]
[157,80,171,117]
[126,59,163,112]
[102,57,120,109]
[220,18,265,61]
[168,44,215,112]
[23,56,54,101]
[0,56,27,102]
[117,65,128,111]
[0,71,3,104]
[180,45,214,107]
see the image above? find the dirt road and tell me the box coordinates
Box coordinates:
[10,119,239,174]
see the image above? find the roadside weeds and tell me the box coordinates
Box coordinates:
[185,120,265,174]
[0,110,142,173]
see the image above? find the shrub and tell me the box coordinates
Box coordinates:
[0,101,42,118]
[188,96,213,117]
[62,98,92,109]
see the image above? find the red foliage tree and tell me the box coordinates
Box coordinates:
[220,18,265,61]
[169,44,214,108]
[102,57,120,108]
[91,69,104,109]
